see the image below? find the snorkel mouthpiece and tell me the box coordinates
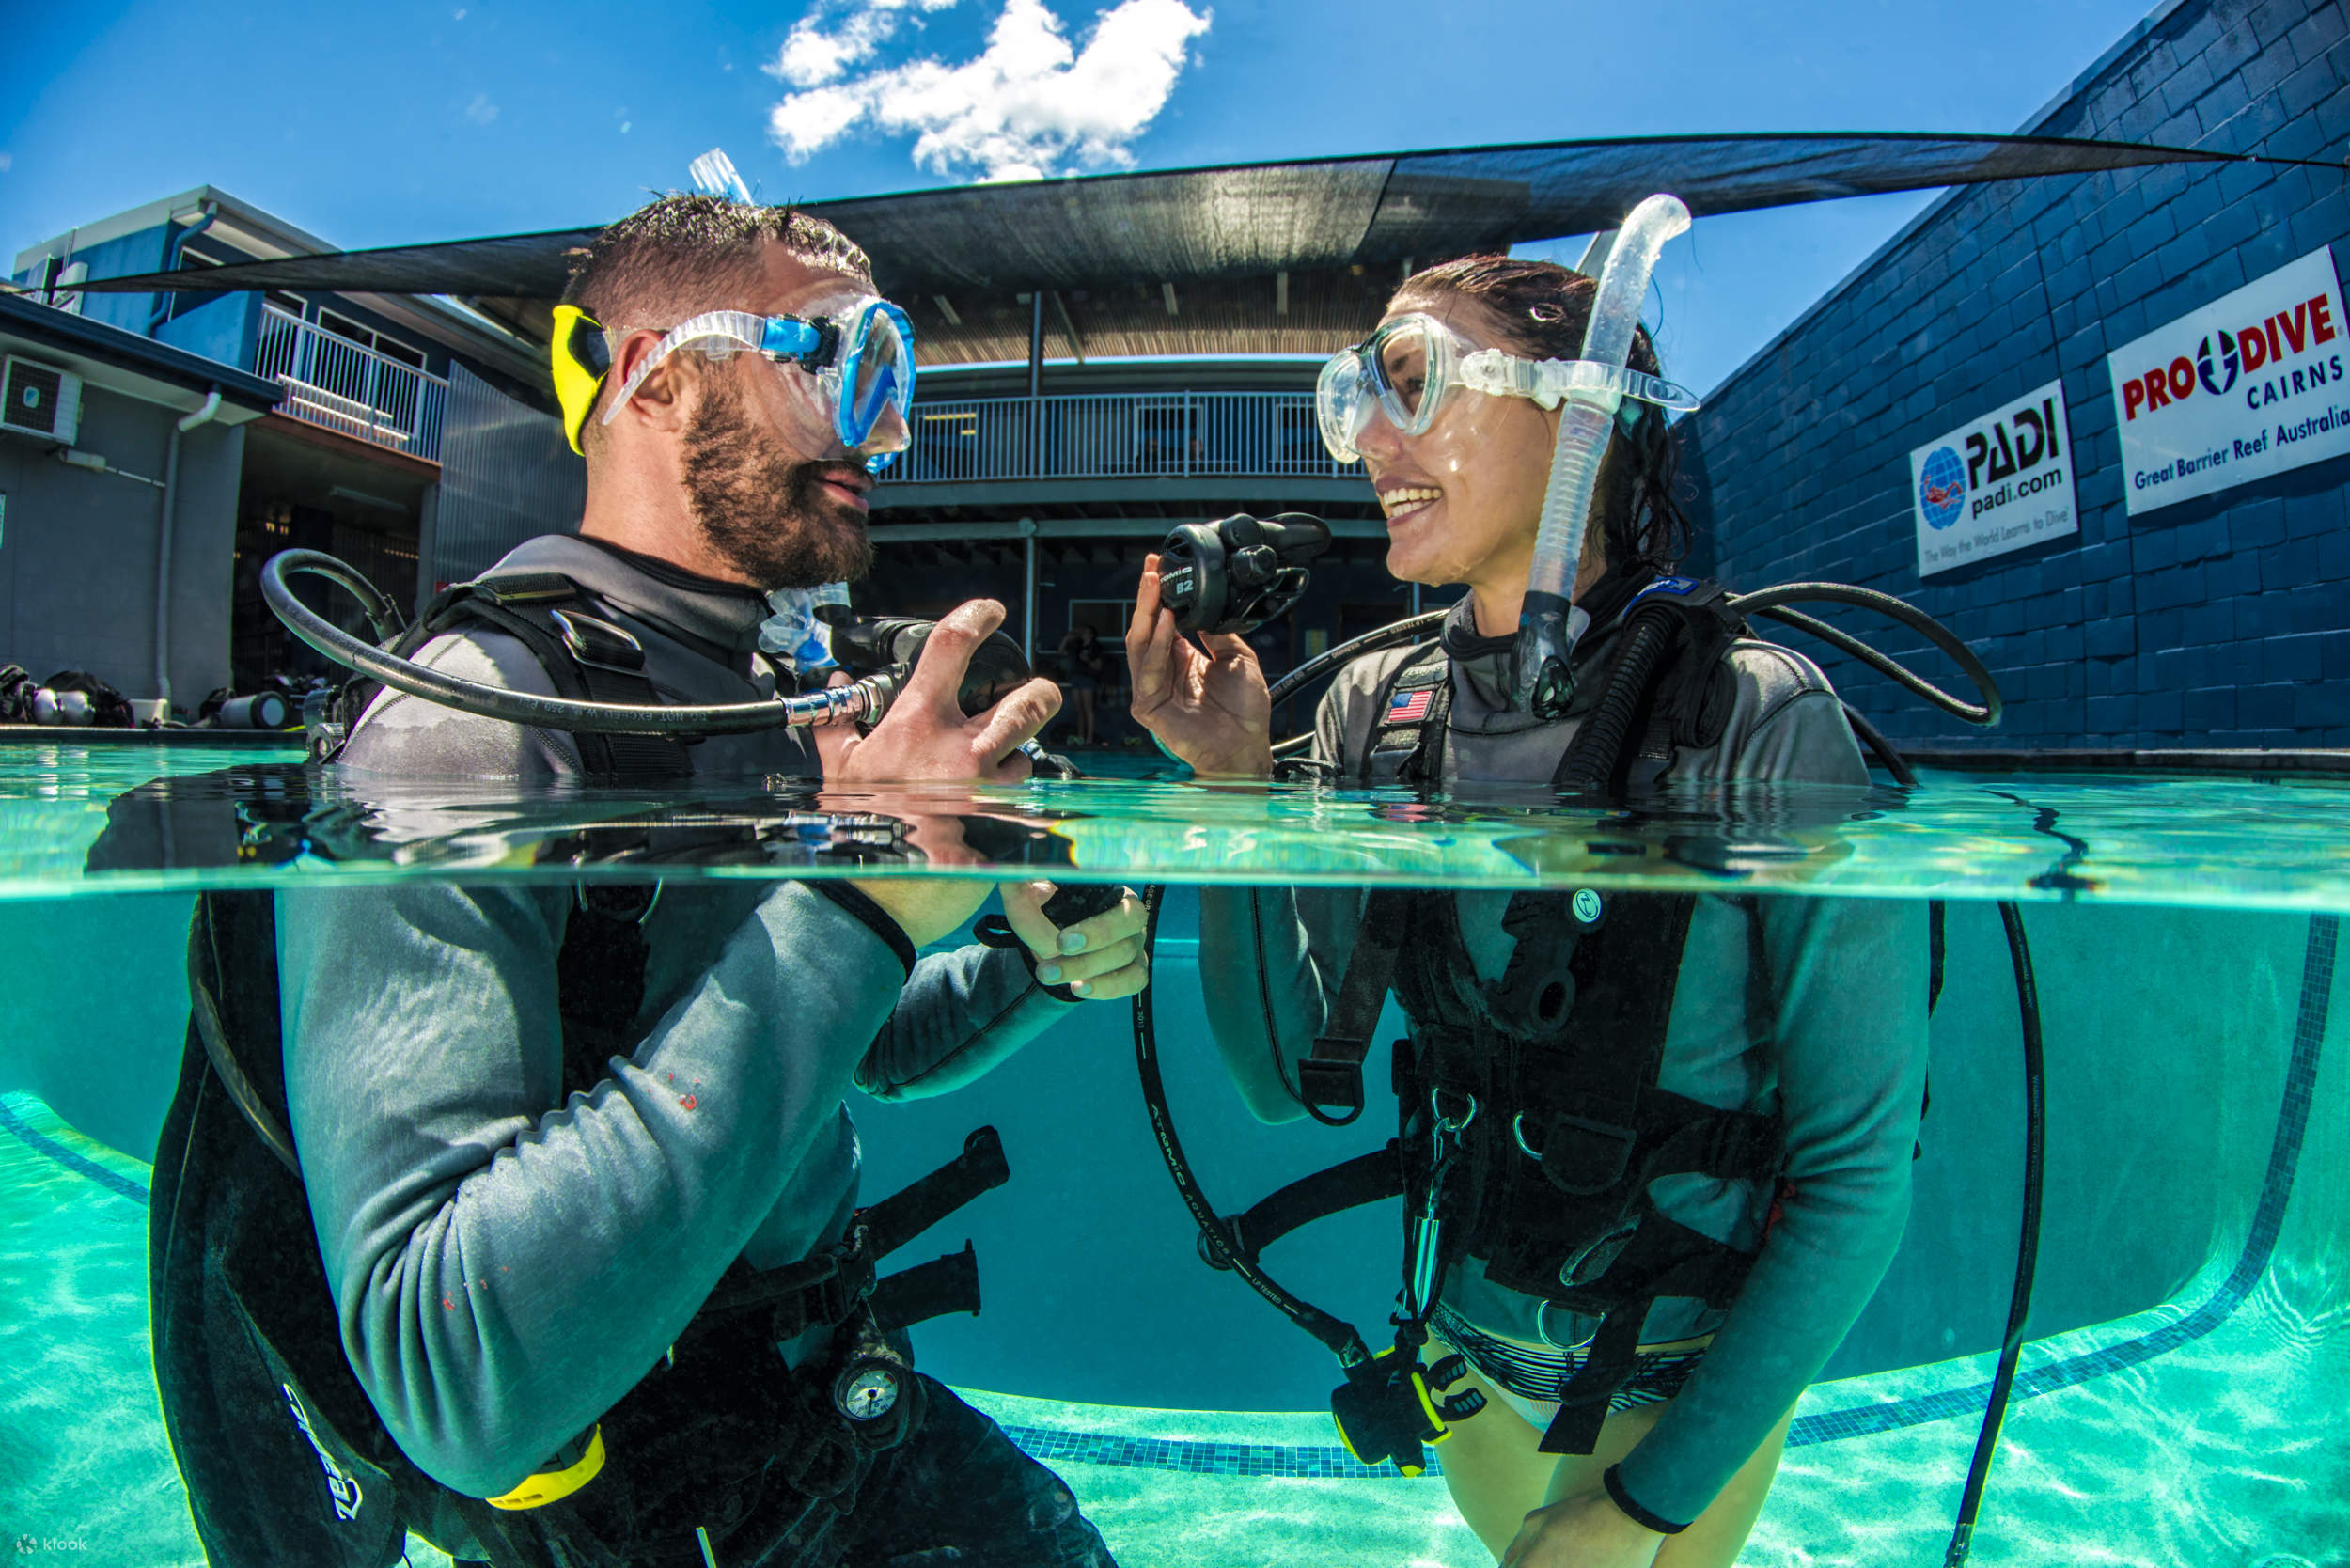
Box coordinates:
[1516,193,1691,719]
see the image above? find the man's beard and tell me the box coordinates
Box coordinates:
[680,378,874,590]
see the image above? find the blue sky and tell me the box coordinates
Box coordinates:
[2,0,2168,393]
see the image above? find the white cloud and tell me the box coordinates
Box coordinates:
[0,153,12,175]
[772,0,960,90]
[768,0,1211,183]
[464,93,499,125]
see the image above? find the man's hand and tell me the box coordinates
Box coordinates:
[1124,552,1275,777]
[1500,1483,1667,1568]
[817,599,1062,945]
[998,882,1150,1000]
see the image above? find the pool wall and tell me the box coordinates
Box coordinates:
[2,888,2330,1414]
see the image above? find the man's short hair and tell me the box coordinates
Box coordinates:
[562,195,874,450]
[564,193,874,336]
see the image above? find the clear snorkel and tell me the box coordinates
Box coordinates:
[1515,192,1692,718]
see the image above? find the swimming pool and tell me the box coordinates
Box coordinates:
[0,741,2342,1566]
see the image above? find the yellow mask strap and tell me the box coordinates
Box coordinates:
[551,304,611,456]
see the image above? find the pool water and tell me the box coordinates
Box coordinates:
[0,742,2343,1566]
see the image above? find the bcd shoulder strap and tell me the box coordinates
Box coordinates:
[325,572,692,783]
[1357,641,1451,787]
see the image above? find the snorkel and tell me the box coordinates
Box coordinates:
[1515,193,1692,718]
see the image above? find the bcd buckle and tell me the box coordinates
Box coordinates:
[1328,1346,1485,1477]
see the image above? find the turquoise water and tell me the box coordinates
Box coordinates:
[1,741,2344,1565]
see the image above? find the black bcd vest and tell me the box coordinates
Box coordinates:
[153,572,998,1567]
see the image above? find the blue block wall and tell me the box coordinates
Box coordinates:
[1678,0,2350,749]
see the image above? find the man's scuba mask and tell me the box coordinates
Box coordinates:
[552,295,916,471]
[1313,312,1698,464]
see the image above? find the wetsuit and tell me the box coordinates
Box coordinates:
[284,533,1113,1564]
[1197,596,1926,1530]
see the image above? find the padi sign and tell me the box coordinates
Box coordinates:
[1908,379,2076,577]
[2108,246,2350,514]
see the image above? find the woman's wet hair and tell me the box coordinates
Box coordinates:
[1392,255,1693,574]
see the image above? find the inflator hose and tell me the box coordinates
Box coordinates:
[1946,902,2046,1567]
[1552,605,1681,797]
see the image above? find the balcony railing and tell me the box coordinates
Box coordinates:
[255,305,447,463]
[892,392,1359,484]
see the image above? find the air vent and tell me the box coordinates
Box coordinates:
[2,357,82,444]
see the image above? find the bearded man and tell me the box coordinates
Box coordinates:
[150,196,1142,1568]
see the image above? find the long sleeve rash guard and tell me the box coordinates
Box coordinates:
[278,534,1077,1500]
[1196,599,1928,1529]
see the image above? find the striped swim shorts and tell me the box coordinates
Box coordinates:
[1429,1302,1708,1431]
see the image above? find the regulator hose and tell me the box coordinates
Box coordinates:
[1727,582,2002,728]
[264,549,884,735]
[1130,884,1373,1370]
[1265,610,1447,709]
[1946,901,2047,1568]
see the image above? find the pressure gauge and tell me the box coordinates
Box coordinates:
[833,1358,902,1423]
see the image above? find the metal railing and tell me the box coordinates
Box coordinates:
[255,305,448,463]
[892,391,1358,484]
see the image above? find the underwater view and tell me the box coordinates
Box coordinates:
[6,0,2348,1560]
[2,742,2344,1566]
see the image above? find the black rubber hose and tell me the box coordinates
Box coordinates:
[1131,884,1372,1369]
[1266,610,1446,708]
[1946,901,2046,1567]
[1728,583,2002,728]
[1841,701,1919,787]
[1553,605,1680,797]
[263,549,871,736]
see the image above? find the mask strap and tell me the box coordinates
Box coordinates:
[600,310,770,427]
[1456,351,1700,416]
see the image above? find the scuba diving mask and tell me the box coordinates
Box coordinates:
[571,294,917,472]
[1313,313,1699,464]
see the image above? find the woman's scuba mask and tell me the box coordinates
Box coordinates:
[563,294,917,472]
[1313,313,1699,465]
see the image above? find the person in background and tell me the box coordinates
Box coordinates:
[1058,621,1110,745]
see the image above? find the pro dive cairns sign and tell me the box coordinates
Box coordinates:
[2108,246,2350,514]
[1908,379,2076,577]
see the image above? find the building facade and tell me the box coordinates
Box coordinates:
[1679,0,2350,750]
[11,189,584,699]
[0,294,280,707]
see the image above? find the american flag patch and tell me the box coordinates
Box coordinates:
[1386,688,1434,724]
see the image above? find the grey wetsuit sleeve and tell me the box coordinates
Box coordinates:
[332,630,583,776]
[1610,890,1929,1527]
[1194,672,1375,1121]
[277,877,913,1498]
[856,944,1080,1101]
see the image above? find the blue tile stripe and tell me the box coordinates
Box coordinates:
[0,1096,151,1206]
[2,914,2332,1482]
[996,1422,1436,1480]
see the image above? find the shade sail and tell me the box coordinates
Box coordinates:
[78,132,2262,304]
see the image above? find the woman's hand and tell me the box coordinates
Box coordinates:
[1123,552,1274,777]
[997,881,1151,1000]
[1500,1483,1667,1568]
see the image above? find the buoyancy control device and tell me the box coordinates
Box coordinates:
[1127,514,2010,1481]
[172,561,1120,1566]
